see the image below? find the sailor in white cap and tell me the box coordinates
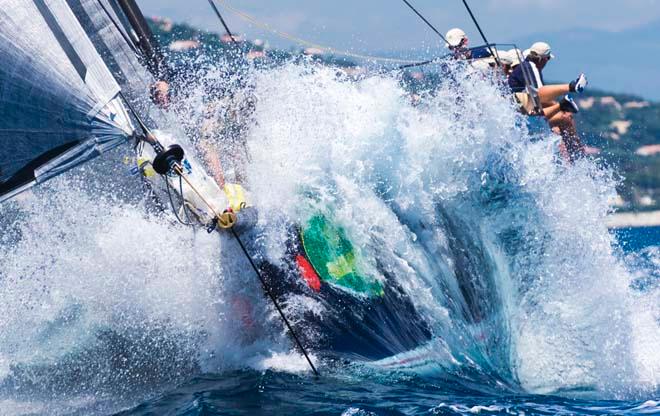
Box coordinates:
[445,28,471,59]
[510,41,587,98]
[445,28,467,49]
[508,41,589,161]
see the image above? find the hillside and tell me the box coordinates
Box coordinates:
[148,17,660,211]
[574,90,660,210]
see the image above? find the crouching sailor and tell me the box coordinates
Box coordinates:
[508,42,588,161]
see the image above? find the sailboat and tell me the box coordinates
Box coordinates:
[0,0,440,366]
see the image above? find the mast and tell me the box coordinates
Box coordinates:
[115,0,168,79]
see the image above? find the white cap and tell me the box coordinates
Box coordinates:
[494,49,513,65]
[522,48,531,59]
[471,56,496,70]
[445,28,467,47]
[528,41,555,59]
[506,48,522,66]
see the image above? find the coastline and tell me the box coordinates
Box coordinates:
[606,210,660,228]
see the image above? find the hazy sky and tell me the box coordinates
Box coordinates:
[137,0,660,51]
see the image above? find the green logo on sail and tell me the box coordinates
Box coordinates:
[301,214,383,297]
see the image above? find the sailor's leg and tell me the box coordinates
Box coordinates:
[547,111,585,161]
[538,84,570,106]
[542,102,561,119]
[199,140,226,188]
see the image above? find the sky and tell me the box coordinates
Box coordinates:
[136,0,660,99]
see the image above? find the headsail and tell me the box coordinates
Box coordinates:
[66,0,164,100]
[0,0,133,203]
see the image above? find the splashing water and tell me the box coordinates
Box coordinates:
[0,59,658,414]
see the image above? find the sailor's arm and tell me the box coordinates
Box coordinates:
[199,139,226,188]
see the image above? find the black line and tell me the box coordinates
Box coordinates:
[399,0,448,44]
[95,0,140,55]
[230,227,320,376]
[207,0,240,48]
[460,0,499,66]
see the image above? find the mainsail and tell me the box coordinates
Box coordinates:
[0,0,134,202]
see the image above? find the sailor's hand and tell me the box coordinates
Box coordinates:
[150,81,170,108]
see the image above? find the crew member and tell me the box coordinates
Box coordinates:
[445,28,471,59]
[508,42,588,160]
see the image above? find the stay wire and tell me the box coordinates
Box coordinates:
[460,0,500,66]
[207,0,240,48]
[179,176,194,224]
[164,168,319,376]
[230,227,320,377]
[398,58,436,70]
[118,92,151,136]
[399,0,448,44]
[214,0,415,63]
[96,0,140,55]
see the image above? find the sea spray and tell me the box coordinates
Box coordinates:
[0,58,657,415]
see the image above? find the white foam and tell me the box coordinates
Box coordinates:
[0,57,657,409]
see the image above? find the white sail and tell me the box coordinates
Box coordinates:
[0,0,134,202]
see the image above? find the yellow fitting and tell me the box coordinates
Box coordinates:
[217,210,238,229]
[223,183,248,212]
[137,157,156,177]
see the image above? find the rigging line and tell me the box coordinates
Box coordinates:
[230,226,320,377]
[96,0,140,55]
[118,91,165,153]
[460,0,500,66]
[179,176,194,224]
[398,58,436,70]
[163,174,196,226]
[396,42,499,70]
[207,0,240,48]
[165,166,319,376]
[215,0,416,64]
[398,0,448,45]
[158,158,317,375]
[118,92,167,152]
[172,165,222,218]
[118,91,150,135]
[161,170,314,376]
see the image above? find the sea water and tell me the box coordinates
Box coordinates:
[0,60,658,415]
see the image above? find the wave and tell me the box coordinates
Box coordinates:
[0,59,658,414]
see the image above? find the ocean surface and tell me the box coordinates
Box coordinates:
[117,228,660,416]
[0,61,658,415]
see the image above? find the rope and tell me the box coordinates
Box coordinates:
[163,163,320,375]
[460,0,500,67]
[399,0,449,45]
[179,176,194,224]
[214,0,416,64]
[163,174,196,226]
[207,0,240,48]
[230,227,320,376]
[172,164,222,218]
